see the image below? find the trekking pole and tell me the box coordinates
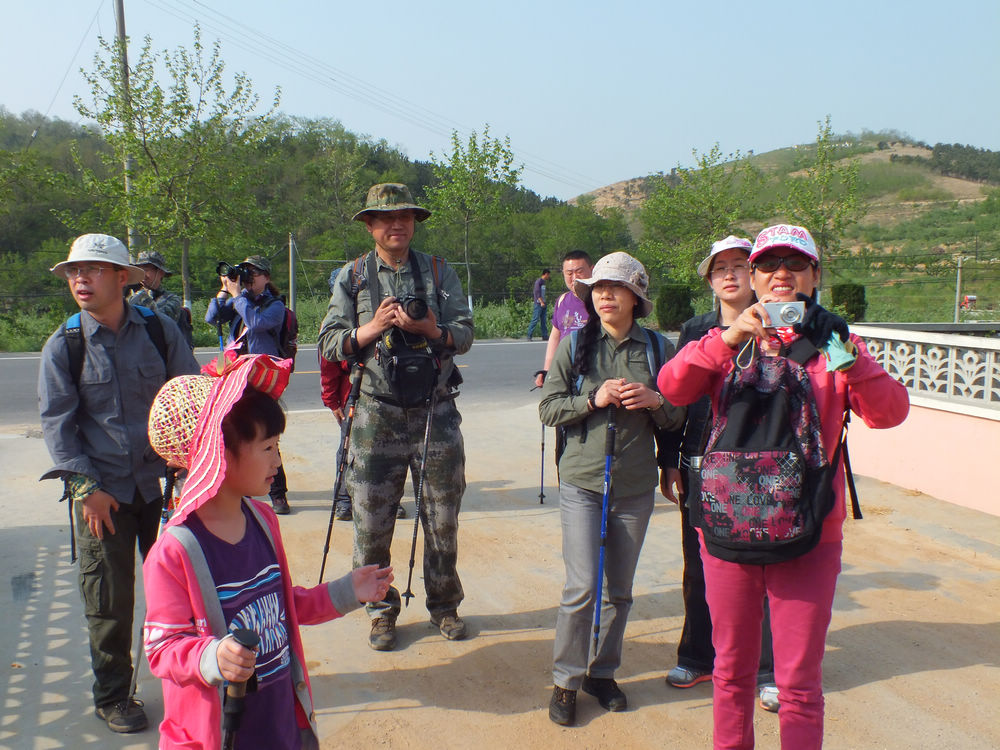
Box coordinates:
[539,424,546,504]
[216,322,225,352]
[318,363,365,584]
[402,390,438,606]
[592,406,617,657]
[128,466,179,702]
[221,628,261,750]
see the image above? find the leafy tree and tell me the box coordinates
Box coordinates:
[424,126,523,307]
[778,116,867,262]
[639,144,764,292]
[71,26,279,303]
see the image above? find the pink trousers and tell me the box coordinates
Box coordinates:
[700,538,843,750]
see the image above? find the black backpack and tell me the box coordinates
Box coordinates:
[64,306,167,387]
[698,338,856,564]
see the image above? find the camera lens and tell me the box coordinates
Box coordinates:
[780,305,801,324]
[403,297,428,320]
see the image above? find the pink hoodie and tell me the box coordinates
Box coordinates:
[143,498,359,749]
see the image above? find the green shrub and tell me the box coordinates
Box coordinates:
[831,283,867,322]
[473,298,533,339]
[0,306,68,352]
[655,284,694,331]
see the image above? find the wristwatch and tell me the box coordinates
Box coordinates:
[648,392,665,411]
[587,386,599,411]
[432,326,449,348]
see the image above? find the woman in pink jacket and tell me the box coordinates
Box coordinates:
[657,225,909,750]
[143,354,392,749]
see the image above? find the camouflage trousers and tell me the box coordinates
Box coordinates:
[347,394,466,619]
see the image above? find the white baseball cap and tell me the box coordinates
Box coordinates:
[696,235,753,278]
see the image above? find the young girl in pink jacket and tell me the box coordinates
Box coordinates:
[144,354,392,749]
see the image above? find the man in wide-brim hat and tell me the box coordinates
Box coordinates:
[318,183,474,652]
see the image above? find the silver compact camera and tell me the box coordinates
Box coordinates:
[761,300,805,327]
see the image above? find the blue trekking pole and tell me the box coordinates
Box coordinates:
[592,406,617,657]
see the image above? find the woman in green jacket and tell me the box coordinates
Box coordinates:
[539,252,685,726]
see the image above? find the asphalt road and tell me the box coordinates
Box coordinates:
[1,340,549,428]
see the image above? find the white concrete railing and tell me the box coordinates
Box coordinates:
[853,325,1000,421]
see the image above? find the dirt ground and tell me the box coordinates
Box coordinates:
[3,403,998,749]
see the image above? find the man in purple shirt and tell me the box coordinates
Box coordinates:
[534,251,593,388]
[526,269,551,340]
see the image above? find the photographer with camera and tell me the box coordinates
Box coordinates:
[318,183,474,652]
[205,254,292,515]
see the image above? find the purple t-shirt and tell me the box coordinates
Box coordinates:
[186,503,300,750]
[552,292,589,337]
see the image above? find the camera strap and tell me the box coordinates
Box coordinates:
[365,251,426,313]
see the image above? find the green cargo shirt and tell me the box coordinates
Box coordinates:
[318,249,474,399]
[539,322,685,496]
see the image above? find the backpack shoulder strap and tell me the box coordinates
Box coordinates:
[135,305,169,369]
[568,330,584,395]
[643,327,667,376]
[784,336,820,366]
[65,313,84,387]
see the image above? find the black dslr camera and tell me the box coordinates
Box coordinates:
[216,261,251,284]
[397,295,428,320]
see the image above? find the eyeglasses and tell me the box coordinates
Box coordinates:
[709,263,749,277]
[751,255,815,273]
[62,264,109,279]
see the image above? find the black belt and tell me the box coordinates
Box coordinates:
[370,391,459,408]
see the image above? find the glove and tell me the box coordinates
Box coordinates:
[792,293,849,348]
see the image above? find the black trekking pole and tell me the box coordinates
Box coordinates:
[221,628,261,750]
[128,466,179,702]
[318,363,365,584]
[402,390,438,606]
[539,424,546,504]
[592,406,617,657]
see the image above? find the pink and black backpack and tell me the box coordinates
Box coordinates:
[699,338,852,564]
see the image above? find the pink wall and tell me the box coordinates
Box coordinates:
[847,404,1000,517]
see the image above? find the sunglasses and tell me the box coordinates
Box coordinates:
[751,255,815,273]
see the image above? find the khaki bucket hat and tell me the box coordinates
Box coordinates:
[352,183,431,222]
[574,251,653,318]
[50,233,145,285]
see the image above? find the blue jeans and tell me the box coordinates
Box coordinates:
[527,303,548,339]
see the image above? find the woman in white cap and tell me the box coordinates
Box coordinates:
[663,236,778,711]
[539,252,685,726]
[658,225,909,749]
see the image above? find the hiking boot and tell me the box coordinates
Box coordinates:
[271,495,290,515]
[369,616,397,651]
[95,698,148,733]
[334,500,352,521]
[759,684,780,713]
[582,675,627,712]
[665,665,712,688]
[431,611,467,641]
[548,685,577,726]
[396,504,406,519]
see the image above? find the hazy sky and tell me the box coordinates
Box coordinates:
[3,0,998,200]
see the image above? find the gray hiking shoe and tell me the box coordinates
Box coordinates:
[759,684,780,713]
[431,611,467,640]
[95,698,148,733]
[549,686,577,726]
[369,616,397,651]
[334,500,352,521]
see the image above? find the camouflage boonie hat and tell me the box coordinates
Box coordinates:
[135,250,174,276]
[352,183,431,223]
[241,254,272,274]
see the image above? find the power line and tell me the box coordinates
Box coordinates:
[138,0,602,194]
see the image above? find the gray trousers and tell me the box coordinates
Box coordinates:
[348,395,466,619]
[552,481,654,690]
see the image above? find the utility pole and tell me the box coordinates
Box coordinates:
[114,0,138,256]
[288,233,297,313]
[953,256,965,324]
